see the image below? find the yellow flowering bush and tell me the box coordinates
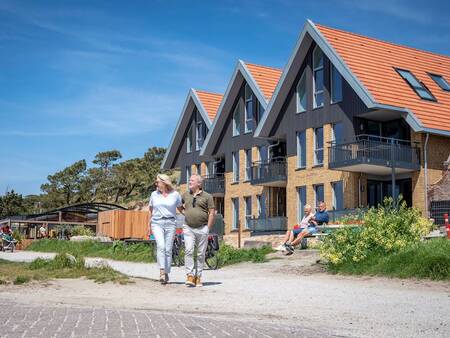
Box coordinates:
[320,198,433,266]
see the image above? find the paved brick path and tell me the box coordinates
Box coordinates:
[0,301,332,338]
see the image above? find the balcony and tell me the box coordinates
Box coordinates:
[328,135,420,175]
[250,157,287,187]
[248,216,288,233]
[203,174,225,196]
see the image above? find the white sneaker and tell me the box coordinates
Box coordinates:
[275,244,286,251]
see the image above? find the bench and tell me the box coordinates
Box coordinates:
[294,224,361,249]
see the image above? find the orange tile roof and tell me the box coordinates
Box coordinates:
[195,90,223,121]
[316,23,450,132]
[245,62,283,101]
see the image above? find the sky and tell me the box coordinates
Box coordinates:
[1,0,449,196]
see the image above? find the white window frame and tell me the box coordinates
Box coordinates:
[195,111,206,151]
[258,145,268,163]
[256,194,265,218]
[186,124,193,153]
[297,186,307,223]
[330,64,343,104]
[244,196,252,229]
[245,148,252,181]
[232,151,240,183]
[232,198,239,230]
[314,127,324,166]
[296,130,306,169]
[244,84,254,133]
[232,105,240,136]
[296,69,307,113]
[186,166,191,184]
[313,46,324,109]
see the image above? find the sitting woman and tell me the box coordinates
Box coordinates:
[281,204,316,255]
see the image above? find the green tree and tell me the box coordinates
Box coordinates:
[0,190,25,218]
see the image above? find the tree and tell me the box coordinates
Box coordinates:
[0,190,25,218]
[139,147,168,196]
[93,150,122,171]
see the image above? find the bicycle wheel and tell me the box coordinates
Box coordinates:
[176,244,185,267]
[205,245,219,270]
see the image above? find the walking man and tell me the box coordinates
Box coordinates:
[182,174,215,287]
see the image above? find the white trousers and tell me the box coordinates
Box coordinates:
[183,224,209,277]
[151,219,176,273]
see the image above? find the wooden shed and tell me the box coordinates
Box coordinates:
[97,210,149,240]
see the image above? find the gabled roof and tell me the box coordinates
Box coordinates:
[161,89,223,170]
[200,60,282,156]
[256,20,450,138]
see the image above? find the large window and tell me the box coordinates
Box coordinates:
[296,69,307,113]
[244,196,252,229]
[206,162,214,177]
[332,181,344,211]
[232,198,239,230]
[331,64,343,103]
[313,46,324,108]
[195,111,207,151]
[258,145,268,163]
[245,149,252,181]
[233,105,241,136]
[297,186,307,223]
[429,73,450,91]
[332,122,344,144]
[195,163,201,175]
[395,68,436,101]
[314,127,324,165]
[232,151,240,182]
[314,184,324,208]
[186,124,193,153]
[185,166,191,184]
[244,84,254,133]
[257,194,266,218]
[296,130,306,168]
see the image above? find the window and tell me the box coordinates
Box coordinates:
[332,122,344,144]
[244,196,252,229]
[244,84,254,133]
[258,145,268,163]
[232,198,239,230]
[245,149,252,181]
[196,163,201,175]
[186,124,193,153]
[313,46,324,108]
[332,181,344,211]
[314,184,324,208]
[185,166,191,184]
[296,69,307,113]
[296,130,306,168]
[232,151,240,182]
[429,73,450,91]
[331,64,343,103]
[297,186,307,222]
[233,105,241,136]
[257,194,266,218]
[195,111,207,151]
[314,127,324,165]
[257,102,265,125]
[206,162,213,177]
[395,68,436,101]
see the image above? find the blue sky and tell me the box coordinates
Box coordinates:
[1,0,449,195]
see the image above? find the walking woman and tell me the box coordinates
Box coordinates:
[148,174,183,284]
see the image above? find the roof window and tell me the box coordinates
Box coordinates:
[429,73,450,91]
[395,68,436,101]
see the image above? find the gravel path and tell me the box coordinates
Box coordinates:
[1,250,449,337]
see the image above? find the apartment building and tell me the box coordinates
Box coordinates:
[162,20,450,238]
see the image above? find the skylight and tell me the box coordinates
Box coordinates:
[395,68,436,101]
[429,73,450,91]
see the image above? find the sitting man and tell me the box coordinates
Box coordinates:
[281,204,316,255]
[314,201,329,226]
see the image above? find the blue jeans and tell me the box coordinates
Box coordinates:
[293,226,317,237]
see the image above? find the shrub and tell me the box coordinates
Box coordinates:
[217,244,273,266]
[320,198,433,266]
[14,275,30,285]
[71,226,94,237]
[12,230,24,244]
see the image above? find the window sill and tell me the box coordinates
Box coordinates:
[232,134,240,138]
[312,105,324,111]
[244,130,253,135]
[312,164,324,168]
[231,181,240,185]
[296,110,306,114]
[331,100,342,105]
[295,166,306,171]
[230,229,239,233]
[242,179,250,183]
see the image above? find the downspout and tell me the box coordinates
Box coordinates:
[424,133,430,217]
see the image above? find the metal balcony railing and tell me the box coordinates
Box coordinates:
[250,157,287,185]
[248,216,288,233]
[328,135,420,171]
[202,174,225,195]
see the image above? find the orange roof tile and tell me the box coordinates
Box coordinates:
[316,23,450,132]
[245,62,283,101]
[195,90,223,121]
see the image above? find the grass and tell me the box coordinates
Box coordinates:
[0,254,129,285]
[27,239,155,263]
[216,244,274,266]
[328,239,450,281]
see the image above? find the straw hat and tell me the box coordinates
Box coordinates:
[156,173,174,190]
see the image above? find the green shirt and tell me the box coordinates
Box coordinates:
[182,190,215,228]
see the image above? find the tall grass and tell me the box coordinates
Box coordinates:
[217,244,274,266]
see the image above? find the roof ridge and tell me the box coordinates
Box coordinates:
[243,61,283,72]
[315,23,450,60]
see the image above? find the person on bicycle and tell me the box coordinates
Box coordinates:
[182,174,215,287]
[149,174,183,284]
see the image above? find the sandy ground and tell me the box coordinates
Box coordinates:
[1,250,449,337]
